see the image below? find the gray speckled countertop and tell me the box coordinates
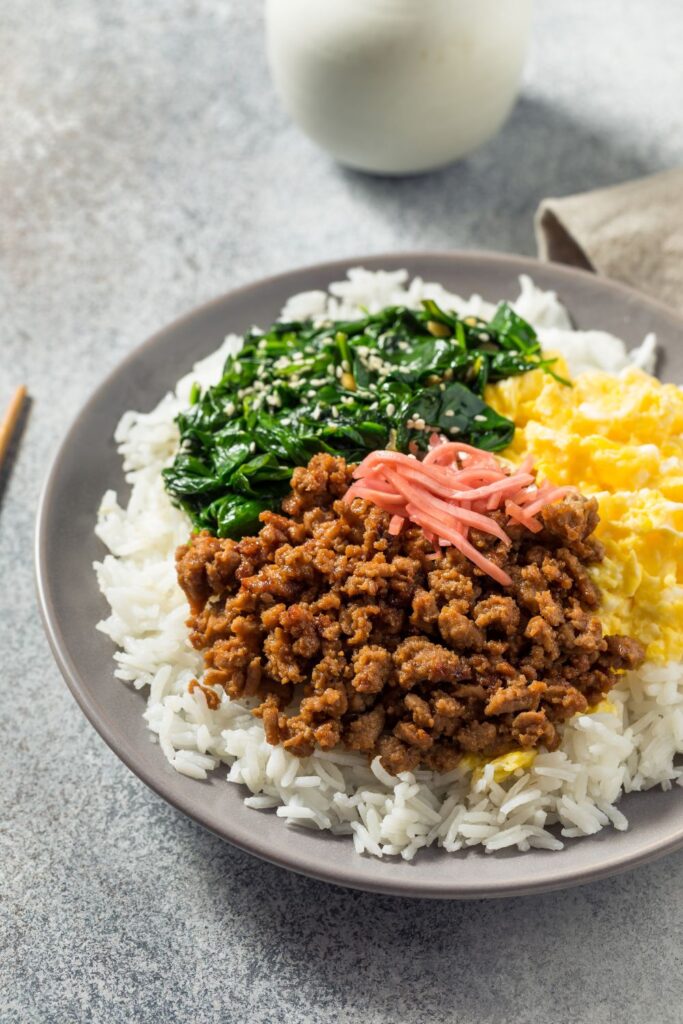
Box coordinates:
[2,2,683,1021]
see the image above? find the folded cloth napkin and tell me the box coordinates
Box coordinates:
[535,167,683,315]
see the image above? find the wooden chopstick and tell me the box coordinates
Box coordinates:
[0,385,27,467]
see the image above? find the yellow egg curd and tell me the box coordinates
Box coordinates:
[486,364,683,663]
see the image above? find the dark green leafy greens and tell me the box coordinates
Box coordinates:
[163,301,565,537]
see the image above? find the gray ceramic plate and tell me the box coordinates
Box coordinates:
[36,251,683,898]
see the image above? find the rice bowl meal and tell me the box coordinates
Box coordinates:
[95,268,683,861]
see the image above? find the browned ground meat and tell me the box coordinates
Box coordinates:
[176,453,645,774]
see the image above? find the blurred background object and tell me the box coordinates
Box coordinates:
[266,0,534,174]
[0,384,28,510]
[535,168,683,314]
[0,386,27,469]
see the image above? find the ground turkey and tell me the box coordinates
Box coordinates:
[176,454,645,774]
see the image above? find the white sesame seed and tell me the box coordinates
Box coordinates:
[233,361,242,374]
[449,426,461,434]
[474,414,487,422]
[414,417,426,430]
[249,442,256,454]
[386,403,395,417]
[225,402,236,416]
[445,410,455,417]
[327,364,335,377]
[341,360,350,372]
[335,365,343,378]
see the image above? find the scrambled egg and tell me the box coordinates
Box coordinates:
[468,749,537,784]
[486,363,683,664]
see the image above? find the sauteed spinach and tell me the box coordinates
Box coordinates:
[163,301,563,537]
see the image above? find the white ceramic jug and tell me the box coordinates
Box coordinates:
[266,0,534,175]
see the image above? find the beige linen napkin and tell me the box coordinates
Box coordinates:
[535,167,683,315]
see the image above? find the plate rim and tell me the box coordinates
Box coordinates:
[35,248,683,899]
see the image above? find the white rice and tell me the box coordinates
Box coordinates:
[94,268,680,860]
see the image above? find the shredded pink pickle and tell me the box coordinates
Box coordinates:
[344,434,572,586]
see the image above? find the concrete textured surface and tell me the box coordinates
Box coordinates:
[2,2,683,1021]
